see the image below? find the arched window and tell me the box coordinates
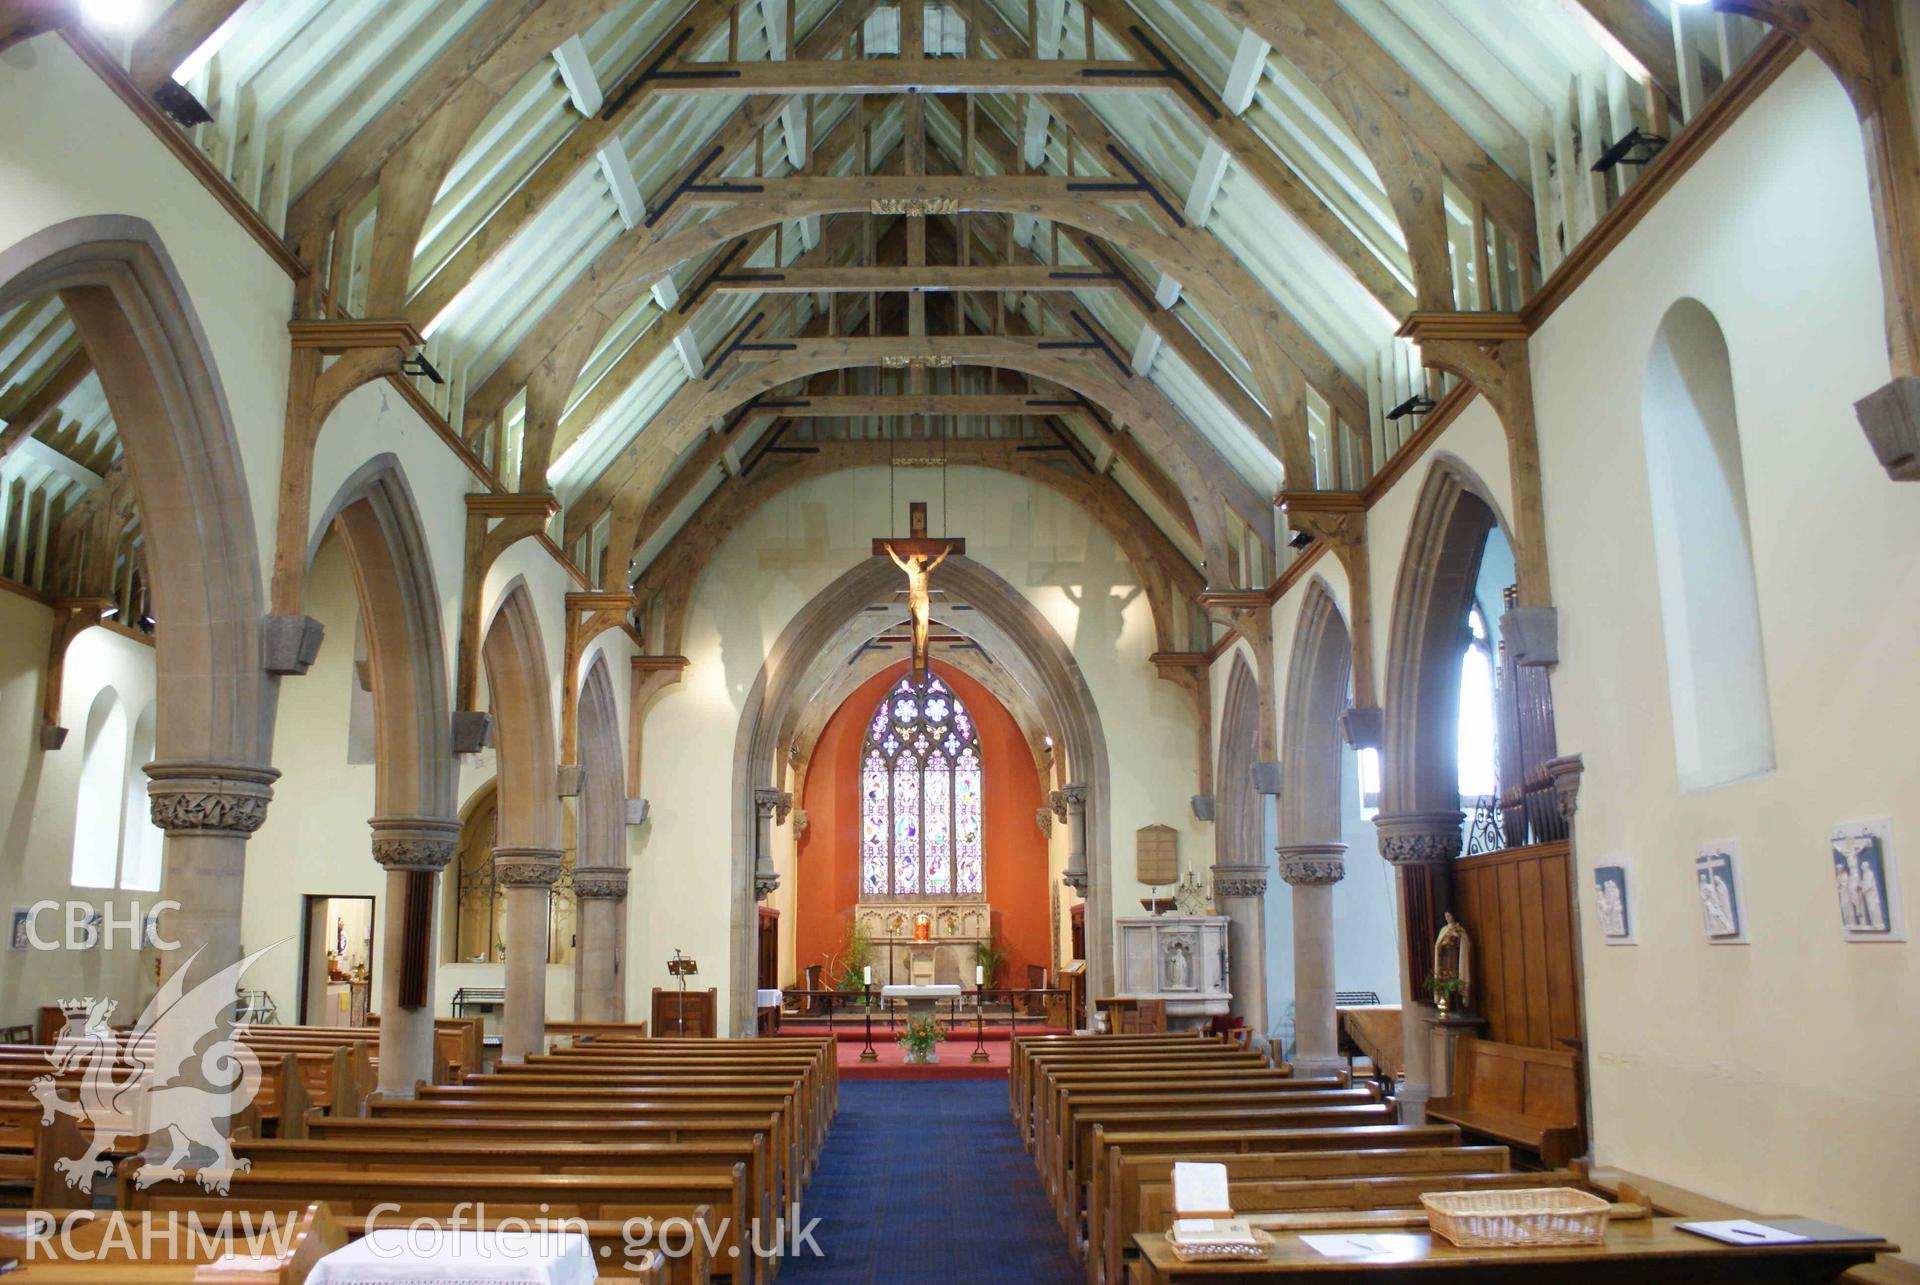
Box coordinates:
[1457,604,1498,805]
[1641,299,1775,790]
[117,703,163,892]
[71,688,127,889]
[860,672,984,900]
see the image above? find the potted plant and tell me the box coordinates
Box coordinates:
[974,934,1008,990]
[1424,967,1466,1018]
[896,1013,946,1064]
[828,920,875,1000]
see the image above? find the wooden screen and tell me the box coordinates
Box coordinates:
[1451,840,1581,1051]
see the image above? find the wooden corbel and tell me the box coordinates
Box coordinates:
[628,654,692,800]
[1199,590,1281,760]
[1396,312,1553,609]
[40,597,115,749]
[270,318,426,614]
[454,492,562,713]
[1280,490,1379,712]
[561,591,641,764]
[1711,0,1920,478]
[1149,651,1215,794]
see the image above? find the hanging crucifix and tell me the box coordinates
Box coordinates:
[873,502,964,676]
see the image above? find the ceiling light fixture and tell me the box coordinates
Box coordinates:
[1592,127,1669,173]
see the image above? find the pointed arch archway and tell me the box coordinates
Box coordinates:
[1278,578,1355,1076]
[0,215,277,998]
[728,556,1110,1033]
[574,653,629,1021]
[1376,455,1513,1118]
[1214,653,1267,1029]
[481,577,562,1061]
[309,455,457,1093]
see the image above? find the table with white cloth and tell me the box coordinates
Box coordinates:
[879,983,962,1022]
[756,987,784,1035]
[305,1228,596,1284]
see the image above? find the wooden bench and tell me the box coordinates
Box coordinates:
[1426,1036,1584,1167]
[0,1202,347,1283]
[124,1166,742,1285]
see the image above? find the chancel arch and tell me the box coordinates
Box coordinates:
[308,456,457,1095]
[729,555,1109,1034]
[479,576,564,1062]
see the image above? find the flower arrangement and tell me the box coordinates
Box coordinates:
[1424,968,1466,1014]
[895,1013,947,1063]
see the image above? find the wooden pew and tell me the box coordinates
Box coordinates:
[0,1202,347,1283]
[1018,1052,1275,1143]
[305,1114,794,1227]
[486,1061,829,1157]
[1090,1137,1487,1285]
[123,1167,741,1285]
[1426,1036,1584,1167]
[1011,1033,1212,1116]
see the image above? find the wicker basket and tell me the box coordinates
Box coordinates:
[1422,1187,1611,1248]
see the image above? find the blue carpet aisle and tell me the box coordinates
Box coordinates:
[776,1079,1081,1283]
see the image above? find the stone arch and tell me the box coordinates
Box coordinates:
[0,214,275,991]
[1214,651,1266,1027]
[573,652,629,1021]
[727,556,1110,1033]
[1277,577,1355,1077]
[309,455,458,1092]
[1374,454,1515,1119]
[480,575,562,1060]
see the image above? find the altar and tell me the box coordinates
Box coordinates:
[853,900,989,989]
[879,983,962,1022]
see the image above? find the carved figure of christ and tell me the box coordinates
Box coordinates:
[886,542,949,672]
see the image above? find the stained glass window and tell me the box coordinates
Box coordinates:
[857,673,985,899]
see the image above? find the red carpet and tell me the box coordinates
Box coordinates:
[825,1023,1069,1079]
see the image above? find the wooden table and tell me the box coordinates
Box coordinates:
[1132,1218,1894,1283]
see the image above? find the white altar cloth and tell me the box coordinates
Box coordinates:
[756,988,783,1008]
[306,1229,595,1284]
[879,984,962,1002]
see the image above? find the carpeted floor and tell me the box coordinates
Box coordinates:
[775,1080,1081,1283]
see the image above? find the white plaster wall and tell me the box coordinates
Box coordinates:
[634,466,1205,1032]
[1525,54,1920,1257]
[0,36,295,594]
[0,595,161,1023]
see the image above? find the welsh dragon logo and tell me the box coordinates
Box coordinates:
[32,943,279,1194]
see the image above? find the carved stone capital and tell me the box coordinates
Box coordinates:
[1059,784,1088,814]
[145,762,280,836]
[754,866,781,900]
[775,791,794,825]
[573,866,630,900]
[1035,806,1055,838]
[491,848,563,887]
[369,816,459,871]
[1276,842,1348,886]
[753,787,784,820]
[1546,754,1585,822]
[1372,811,1464,865]
[1210,864,1269,899]
[1047,790,1069,823]
[1060,869,1088,892]
[790,807,809,838]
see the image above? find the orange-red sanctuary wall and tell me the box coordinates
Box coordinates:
[795,659,1050,986]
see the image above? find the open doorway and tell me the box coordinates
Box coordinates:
[299,894,375,1026]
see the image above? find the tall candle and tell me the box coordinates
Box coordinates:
[975,963,985,985]
[863,965,873,986]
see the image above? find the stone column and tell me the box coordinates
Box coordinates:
[1277,842,1347,1078]
[493,847,562,1063]
[143,762,278,1142]
[752,787,782,900]
[1209,864,1268,1031]
[1372,810,1462,1123]
[1057,785,1088,891]
[573,866,630,1023]
[370,816,458,1096]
